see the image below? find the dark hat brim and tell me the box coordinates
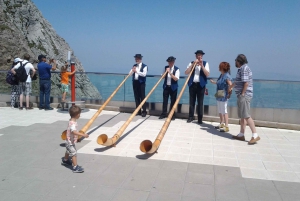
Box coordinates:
[194,50,205,55]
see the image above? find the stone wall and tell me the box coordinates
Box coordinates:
[0,0,101,99]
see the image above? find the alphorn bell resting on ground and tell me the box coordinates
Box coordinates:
[129,54,148,117]
[159,56,180,121]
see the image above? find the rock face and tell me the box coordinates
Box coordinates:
[0,0,101,99]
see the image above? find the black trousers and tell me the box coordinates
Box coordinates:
[162,86,178,115]
[133,80,146,113]
[189,83,205,121]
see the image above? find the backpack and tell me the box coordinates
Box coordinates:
[30,69,38,81]
[15,61,29,82]
[6,64,19,85]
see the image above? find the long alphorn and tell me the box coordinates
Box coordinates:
[97,71,168,146]
[140,62,197,154]
[61,72,133,140]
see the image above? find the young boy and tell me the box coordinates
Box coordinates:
[61,105,89,173]
[61,63,76,102]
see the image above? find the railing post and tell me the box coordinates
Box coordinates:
[71,61,75,106]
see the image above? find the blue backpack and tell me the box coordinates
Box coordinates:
[6,63,19,85]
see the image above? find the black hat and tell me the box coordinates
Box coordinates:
[134,54,143,59]
[166,56,176,62]
[38,54,46,61]
[194,50,205,55]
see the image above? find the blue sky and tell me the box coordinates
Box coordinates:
[32,0,300,81]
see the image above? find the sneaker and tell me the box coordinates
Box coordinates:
[232,135,245,141]
[73,165,84,173]
[215,123,225,129]
[45,107,54,110]
[220,126,229,132]
[61,159,72,166]
[248,136,261,145]
[19,107,23,110]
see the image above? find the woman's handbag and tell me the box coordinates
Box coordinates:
[214,90,225,98]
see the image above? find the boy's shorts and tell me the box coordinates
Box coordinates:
[65,141,77,157]
[61,83,69,93]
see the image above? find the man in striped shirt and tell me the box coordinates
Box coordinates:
[230,54,260,145]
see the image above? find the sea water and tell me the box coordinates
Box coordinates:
[88,73,300,109]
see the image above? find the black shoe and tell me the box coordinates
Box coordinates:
[198,121,203,124]
[141,112,147,117]
[171,116,175,121]
[45,107,54,110]
[159,114,166,119]
[61,158,72,166]
[187,117,193,123]
[137,111,142,116]
[39,107,44,110]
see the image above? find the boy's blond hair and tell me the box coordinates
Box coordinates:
[61,65,67,72]
[69,105,81,118]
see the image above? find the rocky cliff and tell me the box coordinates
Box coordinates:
[0,0,101,99]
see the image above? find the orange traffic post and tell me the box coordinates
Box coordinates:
[71,61,75,106]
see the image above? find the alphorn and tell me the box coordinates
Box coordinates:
[61,72,133,140]
[140,62,197,154]
[97,71,168,146]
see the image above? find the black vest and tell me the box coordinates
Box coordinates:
[163,66,179,91]
[188,61,207,87]
[132,63,147,83]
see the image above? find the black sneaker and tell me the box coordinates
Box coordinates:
[39,107,44,110]
[73,165,84,173]
[45,107,54,110]
[61,159,72,166]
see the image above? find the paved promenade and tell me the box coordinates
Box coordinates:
[0,107,300,201]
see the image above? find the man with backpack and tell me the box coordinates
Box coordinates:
[11,53,36,110]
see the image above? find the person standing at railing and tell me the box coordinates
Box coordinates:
[159,56,180,120]
[185,50,210,124]
[8,58,22,109]
[230,54,260,145]
[11,53,36,110]
[61,63,76,103]
[210,62,232,132]
[129,54,148,117]
[37,55,57,110]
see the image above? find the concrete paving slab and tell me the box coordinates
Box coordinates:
[1,107,300,200]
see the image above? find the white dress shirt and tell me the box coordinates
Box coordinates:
[186,62,210,82]
[166,66,180,85]
[129,63,148,80]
